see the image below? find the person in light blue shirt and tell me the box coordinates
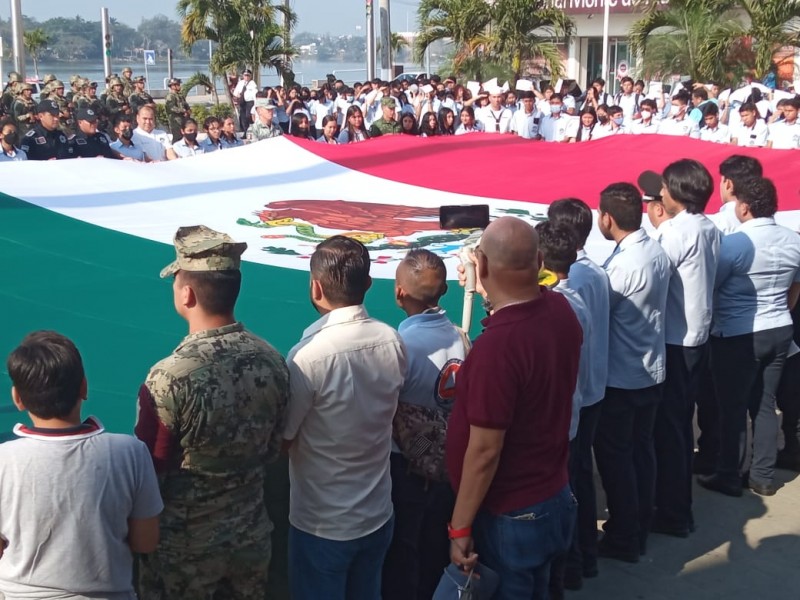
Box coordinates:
[594,182,671,564]
[536,220,593,596]
[547,197,609,584]
[700,177,800,498]
[0,117,27,161]
[382,249,468,600]
[199,116,224,153]
[109,115,147,162]
[641,161,721,539]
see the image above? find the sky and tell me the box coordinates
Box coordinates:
[3,0,422,36]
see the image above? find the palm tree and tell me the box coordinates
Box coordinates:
[415,0,492,74]
[182,72,219,104]
[23,29,49,80]
[488,0,574,80]
[629,0,742,84]
[735,0,800,79]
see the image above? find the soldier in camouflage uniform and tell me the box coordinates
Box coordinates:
[12,84,37,134]
[128,76,154,115]
[39,74,57,100]
[1,72,21,117]
[135,225,289,600]
[120,67,135,97]
[246,98,283,141]
[368,96,403,137]
[165,78,190,143]
[104,77,131,122]
[65,74,82,103]
[48,80,73,134]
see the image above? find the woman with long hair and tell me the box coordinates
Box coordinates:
[337,105,370,143]
[289,114,314,140]
[437,107,456,135]
[220,116,243,148]
[419,111,439,137]
[455,106,483,135]
[400,113,418,136]
[570,108,597,142]
[317,115,339,144]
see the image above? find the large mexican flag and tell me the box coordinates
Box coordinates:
[1,135,798,437]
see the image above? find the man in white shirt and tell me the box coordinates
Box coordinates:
[700,177,800,497]
[538,93,573,142]
[233,69,258,132]
[699,103,731,144]
[767,96,800,149]
[130,104,177,161]
[594,183,671,563]
[477,86,513,134]
[382,249,467,600]
[629,98,660,135]
[614,77,642,125]
[284,236,406,600]
[709,155,763,235]
[547,198,610,583]
[731,102,769,147]
[657,91,700,138]
[510,91,540,139]
[640,162,720,539]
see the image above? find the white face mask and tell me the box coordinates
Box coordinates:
[670,105,682,117]
[641,110,652,120]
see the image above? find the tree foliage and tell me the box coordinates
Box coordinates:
[23,28,48,79]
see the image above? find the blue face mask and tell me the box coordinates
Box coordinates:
[613,116,624,126]
[550,105,562,114]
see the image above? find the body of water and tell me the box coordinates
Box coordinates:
[12,58,435,95]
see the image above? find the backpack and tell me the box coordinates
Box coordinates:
[392,327,472,482]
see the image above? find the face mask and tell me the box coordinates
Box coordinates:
[550,105,562,114]
[670,105,682,116]
[598,115,609,124]
[612,116,624,126]
[184,132,197,143]
[346,96,354,102]
[121,129,133,141]
[640,110,652,120]
[3,131,18,146]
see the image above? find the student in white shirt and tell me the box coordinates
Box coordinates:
[767,97,800,149]
[510,91,540,139]
[594,182,671,563]
[731,102,768,147]
[629,98,660,135]
[641,161,720,538]
[592,104,614,139]
[455,106,484,135]
[569,109,597,142]
[538,93,573,142]
[657,91,700,138]
[605,105,628,135]
[233,69,258,132]
[284,236,406,600]
[476,87,513,134]
[699,103,731,144]
[614,77,642,125]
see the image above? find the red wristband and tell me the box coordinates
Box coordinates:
[448,522,472,540]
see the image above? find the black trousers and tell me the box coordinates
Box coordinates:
[710,326,793,486]
[239,100,254,133]
[778,352,800,453]
[695,364,720,468]
[594,385,661,554]
[654,344,707,530]
[381,453,454,600]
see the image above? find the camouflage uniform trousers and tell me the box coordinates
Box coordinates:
[138,532,271,599]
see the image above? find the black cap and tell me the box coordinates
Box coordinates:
[638,170,664,202]
[36,99,60,116]
[75,107,98,122]
[243,69,253,76]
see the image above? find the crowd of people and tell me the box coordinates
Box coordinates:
[1,69,799,163]
[1,143,799,599]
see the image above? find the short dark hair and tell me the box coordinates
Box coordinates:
[593,78,606,87]
[640,98,657,111]
[401,249,447,306]
[608,105,623,116]
[7,331,85,419]
[719,155,763,194]
[620,76,634,85]
[535,221,578,274]
[548,198,593,248]
[178,270,241,315]
[310,236,371,306]
[662,159,714,214]
[113,114,132,129]
[203,116,220,131]
[599,183,643,232]
[550,93,563,102]
[0,116,16,130]
[692,88,708,101]
[673,91,691,106]
[703,102,720,117]
[181,117,197,129]
[736,177,778,218]
[739,101,757,114]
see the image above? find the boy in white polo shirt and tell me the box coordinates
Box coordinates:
[0,331,162,599]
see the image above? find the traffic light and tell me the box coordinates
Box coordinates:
[104,33,112,57]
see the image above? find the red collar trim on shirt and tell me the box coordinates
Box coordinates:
[13,416,105,441]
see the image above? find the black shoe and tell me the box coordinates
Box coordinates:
[563,569,583,591]
[582,563,599,578]
[692,456,716,476]
[697,474,742,497]
[776,449,800,472]
[748,480,778,496]
[650,520,690,538]
[598,539,639,564]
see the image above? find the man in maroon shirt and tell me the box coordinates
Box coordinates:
[446,216,582,600]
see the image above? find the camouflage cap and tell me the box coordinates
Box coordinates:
[69,74,81,85]
[19,83,33,92]
[8,71,20,83]
[109,77,123,87]
[133,75,146,83]
[160,225,247,279]
[43,74,57,85]
[52,80,65,89]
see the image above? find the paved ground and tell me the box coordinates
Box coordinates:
[578,468,800,599]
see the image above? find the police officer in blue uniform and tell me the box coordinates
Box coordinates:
[73,107,120,159]
[19,99,74,160]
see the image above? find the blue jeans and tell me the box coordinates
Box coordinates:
[288,515,394,600]
[474,485,577,600]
